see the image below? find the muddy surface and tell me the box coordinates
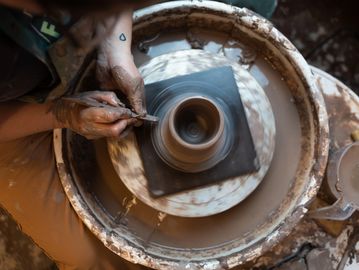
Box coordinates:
[56,2,329,268]
[70,26,302,251]
[1,0,358,269]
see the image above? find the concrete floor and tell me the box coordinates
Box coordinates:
[0,0,358,269]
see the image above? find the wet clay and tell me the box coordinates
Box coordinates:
[110,53,270,213]
[70,29,302,249]
[154,95,228,173]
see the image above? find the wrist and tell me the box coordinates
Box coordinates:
[48,101,68,129]
[53,117,66,129]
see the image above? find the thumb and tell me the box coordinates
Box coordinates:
[127,79,146,116]
[111,65,147,115]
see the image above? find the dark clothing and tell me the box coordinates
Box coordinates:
[0,31,51,102]
[0,7,143,269]
[0,132,145,270]
[0,7,62,102]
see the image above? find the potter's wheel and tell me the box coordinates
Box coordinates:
[108,50,276,217]
[53,2,329,269]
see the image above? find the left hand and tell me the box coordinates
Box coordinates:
[51,91,135,140]
[96,10,146,116]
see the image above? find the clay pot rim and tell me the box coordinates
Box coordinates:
[168,95,225,150]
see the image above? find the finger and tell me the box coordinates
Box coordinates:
[114,119,136,139]
[119,117,141,128]
[90,91,122,107]
[112,95,126,107]
[133,118,143,127]
[127,80,147,116]
[111,65,147,115]
[96,64,117,90]
[119,126,133,139]
[81,107,133,123]
[126,118,138,127]
[76,91,125,107]
[130,99,146,116]
[107,120,129,137]
[86,120,128,138]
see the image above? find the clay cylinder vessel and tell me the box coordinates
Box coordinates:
[159,96,226,172]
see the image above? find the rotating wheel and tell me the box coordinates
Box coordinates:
[54,1,329,269]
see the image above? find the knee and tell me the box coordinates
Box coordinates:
[54,232,132,270]
[53,234,99,270]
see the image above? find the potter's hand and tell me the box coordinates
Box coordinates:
[52,91,135,140]
[96,9,146,116]
[97,51,145,115]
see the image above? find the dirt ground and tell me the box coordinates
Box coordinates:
[0,0,358,269]
[0,208,55,269]
[271,0,359,95]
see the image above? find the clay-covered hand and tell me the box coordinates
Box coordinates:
[97,51,145,115]
[52,91,136,140]
[96,10,146,116]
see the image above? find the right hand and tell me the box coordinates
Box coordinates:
[52,91,136,140]
[96,11,147,116]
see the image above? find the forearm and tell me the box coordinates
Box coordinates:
[97,8,133,58]
[111,8,133,53]
[0,101,61,143]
